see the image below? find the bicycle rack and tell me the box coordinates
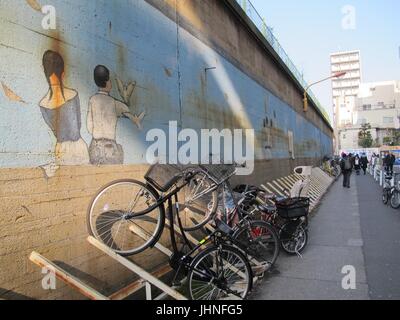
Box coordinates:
[129,217,264,294]
[29,251,110,300]
[28,166,332,301]
[29,217,262,301]
[261,167,334,212]
[29,236,187,300]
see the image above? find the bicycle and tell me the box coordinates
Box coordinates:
[87,163,279,299]
[322,158,341,180]
[382,174,394,206]
[382,173,400,209]
[234,185,310,256]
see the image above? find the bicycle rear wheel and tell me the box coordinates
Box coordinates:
[87,180,165,256]
[382,189,389,205]
[280,220,308,255]
[188,245,252,300]
[177,170,218,232]
[232,220,280,272]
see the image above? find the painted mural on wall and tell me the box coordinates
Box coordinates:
[87,65,145,165]
[1,82,27,104]
[0,0,332,173]
[1,48,146,176]
[36,52,146,174]
[39,50,90,166]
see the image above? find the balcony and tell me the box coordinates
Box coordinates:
[331,55,360,64]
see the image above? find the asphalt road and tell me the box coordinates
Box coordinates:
[356,173,400,299]
[253,171,400,300]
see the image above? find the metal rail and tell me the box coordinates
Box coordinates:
[235,0,330,123]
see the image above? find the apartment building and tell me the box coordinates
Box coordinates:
[339,81,400,149]
[330,50,362,152]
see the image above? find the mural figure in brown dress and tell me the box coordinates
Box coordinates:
[39,50,90,166]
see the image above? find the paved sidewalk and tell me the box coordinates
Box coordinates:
[252,175,370,300]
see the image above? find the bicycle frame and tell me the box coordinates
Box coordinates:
[126,166,237,220]
[165,198,251,299]
[248,193,309,243]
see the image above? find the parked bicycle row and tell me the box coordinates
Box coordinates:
[381,172,400,209]
[321,155,341,180]
[86,163,311,300]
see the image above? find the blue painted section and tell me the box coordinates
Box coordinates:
[0,0,332,168]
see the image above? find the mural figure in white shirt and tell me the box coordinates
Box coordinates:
[87,65,145,165]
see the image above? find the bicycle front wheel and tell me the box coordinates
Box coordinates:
[232,220,280,272]
[87,179,165,256]
[188,245,253,300]
[390,190,400,209]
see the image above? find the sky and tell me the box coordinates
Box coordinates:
[249,0,400,122]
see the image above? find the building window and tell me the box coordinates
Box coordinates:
[358,118,367,125]
[383,117,394,124]
[362,104,371,111]
[342,134,346,139]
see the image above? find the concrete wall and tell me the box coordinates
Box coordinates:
[0,0,333,299]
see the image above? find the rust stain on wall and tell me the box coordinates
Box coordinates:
[26,0,42,12]
[163,67,173,78]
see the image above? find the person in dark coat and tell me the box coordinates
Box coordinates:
[360,153,369,175]
[384,152,394,175]
[354,155,361,175]
[388,152,396,175]
[340,152,353,188]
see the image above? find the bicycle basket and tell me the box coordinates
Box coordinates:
[275,197,310,219]
[144,164,184,192]
[199,164,236,183]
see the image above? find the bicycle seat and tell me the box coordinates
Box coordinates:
[385,176,393,180]
[260,193,276,201]
[275,196,287,202]
[257,203,275,213]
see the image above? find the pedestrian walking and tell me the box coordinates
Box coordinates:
[384,152,389,174]
[384,152,395,176]
[371,153,377,172]
[340,152,353,188]
[360,153,369,175]
[389,152,396,175]
[354,155,361,175]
